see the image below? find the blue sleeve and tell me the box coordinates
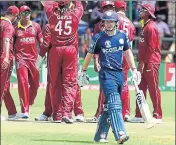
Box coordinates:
[123,33,131,51]
[88,33,101,54]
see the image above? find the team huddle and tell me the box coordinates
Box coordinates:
[0,1,162,144]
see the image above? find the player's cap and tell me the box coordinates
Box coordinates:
[102,10,118,22]
[20,5,31,13]
[99,1,114,13]
[139,4,156,19]
[6,5,19,16]
[114,1,127,11]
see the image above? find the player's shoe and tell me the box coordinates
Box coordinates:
[124,115,131,122]
[35,114,49,121]
[86,116,98,123]
[95,139,109,143]
[8,113,24,121]
[1,115,6,121]
[75,115,84,122]
[129,117,144,123]
[117,131,129,144]
[153,118,162,124]
[62,116,73,124]
[22,113,29,119]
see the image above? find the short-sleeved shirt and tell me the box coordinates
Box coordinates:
[0,17,14,60]
[88,30,131,71]
[14,21,43,61]
[44,1,83,46]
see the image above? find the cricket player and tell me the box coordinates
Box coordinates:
[87,1,136,122]
[40,1,83,123]
[130,4,162,124]
[35,23,52,121]
[86,1,115,123]
[14,5,43,119]
[0,6,23,121]
[78,10,141,144]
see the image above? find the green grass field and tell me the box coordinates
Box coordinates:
[1,89,175,145]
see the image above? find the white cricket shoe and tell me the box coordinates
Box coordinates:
[22,113,29,119]
[75,115,84,122]
[153,118,162,124]
[62,116,73,124]
[1,116,6,121]
[95,139,109,143]
[124,115,131,122]
[8,113,24,121]
[86,116,99,123]
[35,114,48,121]
[130,117,144,123]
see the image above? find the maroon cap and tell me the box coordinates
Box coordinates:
[139,4,156,19]
[20,5,31,13]
[6,5,19,16]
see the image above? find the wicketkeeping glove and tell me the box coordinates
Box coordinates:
[78,70,89,87]
[131,69,141,85]
[36,55,44,70]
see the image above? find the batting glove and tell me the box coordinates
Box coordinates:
[36,55,44,70]
[78,70,89,87]
[131,69,141,85]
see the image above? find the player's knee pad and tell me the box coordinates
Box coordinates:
[106,92,122,111]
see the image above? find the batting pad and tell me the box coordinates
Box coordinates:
[94,109,110,142]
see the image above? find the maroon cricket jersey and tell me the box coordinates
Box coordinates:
[44,1,83,47]
[138,20,161,64]
[117,12,136,70]
[0,17,15,60]
[14,21,43,61]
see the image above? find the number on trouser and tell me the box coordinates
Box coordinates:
[54,20,72,35]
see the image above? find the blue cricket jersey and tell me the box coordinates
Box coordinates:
[88,30,131,71]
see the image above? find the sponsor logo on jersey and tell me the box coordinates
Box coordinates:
[102,46,123,53]
[18,30,23,36]
[31,28,35,34]
[105,40,111,48]
[20,37,35,43]
[119,38,124,44]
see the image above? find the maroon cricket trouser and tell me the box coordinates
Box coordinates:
[16,60,39,113]
[95,68,130,119]
[1,57,17,115]
[48,46,77,120]
[74,84,84,116]
[135,63,162,119]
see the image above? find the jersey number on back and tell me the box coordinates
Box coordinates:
[54,21,72,35]
[123,22,129,36]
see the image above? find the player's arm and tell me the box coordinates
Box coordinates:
[123,34,141,85]
[72,1,84,21]
[40,25,51,57]
[1,38,10,69]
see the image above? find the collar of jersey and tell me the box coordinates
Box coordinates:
[117,11,126,16]
[18,20,32,30]
[0,17,12,24]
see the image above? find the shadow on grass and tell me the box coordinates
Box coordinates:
[33,139,95,144]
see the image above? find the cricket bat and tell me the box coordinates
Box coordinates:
[133,79,156,129]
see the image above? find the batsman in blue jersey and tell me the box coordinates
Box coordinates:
[78,10,141,144]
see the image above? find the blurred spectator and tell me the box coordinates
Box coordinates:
[90,2,103,28]
[155,15,171,38]
[155,1,169,23]
[81,27,92,58]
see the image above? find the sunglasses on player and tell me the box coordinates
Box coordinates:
[21,11,31,16]
[139,8,148,12]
